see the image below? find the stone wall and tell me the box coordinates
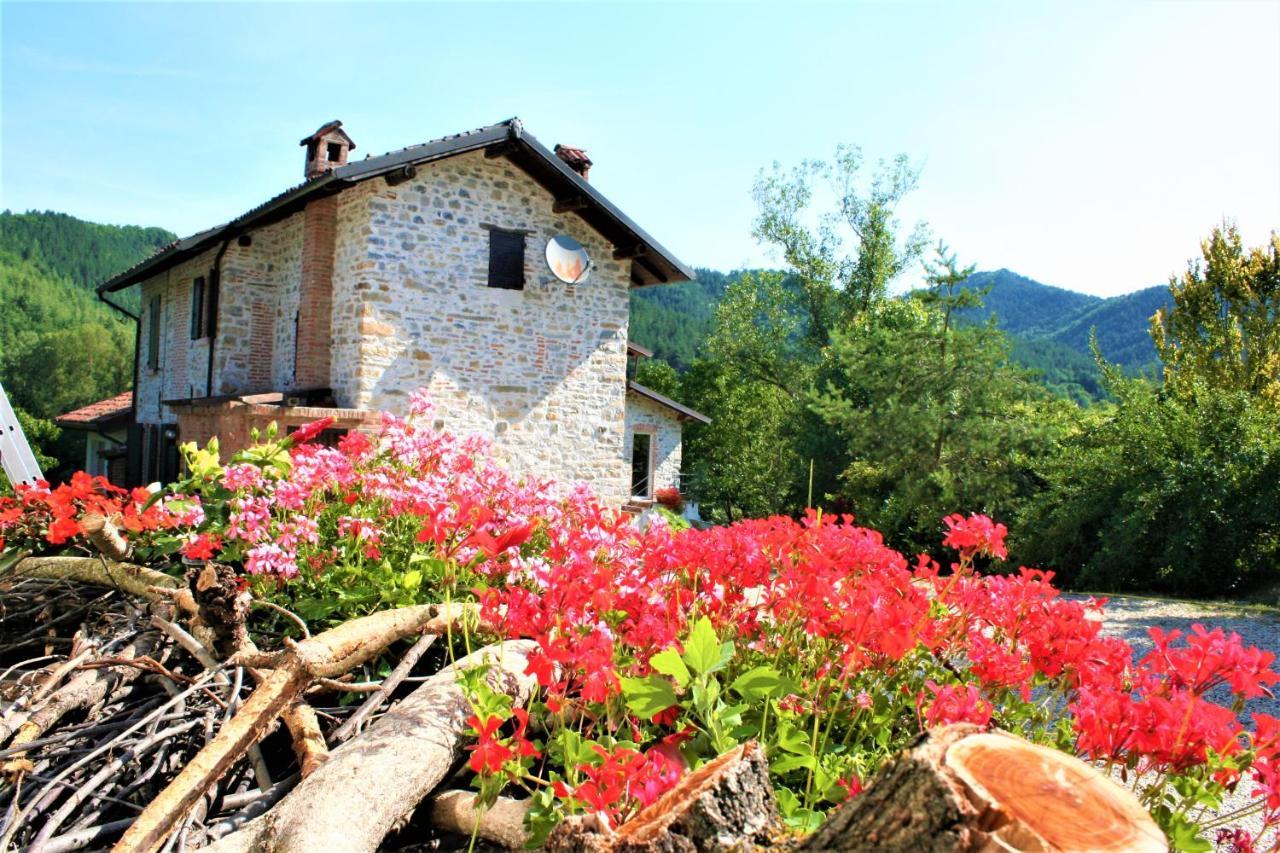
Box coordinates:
[338,151,634,506]
[623,392,684,497]
[133,150,662,509]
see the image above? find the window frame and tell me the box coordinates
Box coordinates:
[486,228,526,291]
[629,429,655,499]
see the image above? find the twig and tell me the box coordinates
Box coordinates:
[332,633,437,743]
[250,600,310,639]
[38,817,135,853]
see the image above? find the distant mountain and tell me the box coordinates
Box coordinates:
[631,266,1173,403]
[959,269,1170,373]
[630,268,740,370]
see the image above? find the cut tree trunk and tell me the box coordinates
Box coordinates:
[545,741,780,853]
[200,639,539,853]
[801,724,1166,853]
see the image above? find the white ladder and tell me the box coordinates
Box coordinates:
[0,380,45,488]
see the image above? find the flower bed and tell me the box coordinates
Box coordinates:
[2,392,1278,851]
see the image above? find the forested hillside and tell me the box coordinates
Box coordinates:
[0,210,175,478]
[631,266,1171,402]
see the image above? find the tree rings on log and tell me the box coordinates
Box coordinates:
[802,724,1166,852]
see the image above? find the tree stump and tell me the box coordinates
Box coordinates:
[547,741,780,852]
[802,725,1166,852]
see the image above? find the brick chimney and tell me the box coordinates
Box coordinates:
[300,120,356,180]
[554,144,592,180]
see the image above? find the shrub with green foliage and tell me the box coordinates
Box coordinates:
[1019,377,1280,594]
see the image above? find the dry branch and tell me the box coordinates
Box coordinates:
[81,513,132,561]
[5,557,193,614]
[429,790,533,849]
[202,639,538,853]
[113,602,474,853]
[801,724,1166,852]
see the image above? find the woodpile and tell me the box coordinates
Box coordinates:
[0,521,1168,852]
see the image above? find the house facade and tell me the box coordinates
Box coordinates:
[92,119,706,511]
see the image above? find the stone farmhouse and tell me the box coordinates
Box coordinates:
[81,119,708,511]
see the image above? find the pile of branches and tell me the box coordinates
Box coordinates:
[1,518,1166,852]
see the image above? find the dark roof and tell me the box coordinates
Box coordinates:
[100,118,692,294]
[627,381,710,424]
[56,392,133,429]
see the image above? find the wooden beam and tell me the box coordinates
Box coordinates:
[552,196,588,214]
[384,165,417,187]
[613,244,647,261]
[635,256,668,284]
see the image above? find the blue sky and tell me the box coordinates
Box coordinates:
[2,1,1277,296]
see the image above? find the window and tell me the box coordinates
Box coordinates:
[487,230,525,290]
[630,432,653,498]
[190,276,205,339]
[326,141,342,162]
[147,296,161,371]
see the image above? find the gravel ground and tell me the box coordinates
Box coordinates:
[1088,594,1280,843]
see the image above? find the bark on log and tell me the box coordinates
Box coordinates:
[429,790,533,849]
[545,741,779,853]
[1,631,159,762]
[113,602,472,853]
[5,557,195,614]
[801,724,1166,853]
[202,639,538,853]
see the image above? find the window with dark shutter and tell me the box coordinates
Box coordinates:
[487,230,525,290]
[190,276,205,339]
[147,296,161,371]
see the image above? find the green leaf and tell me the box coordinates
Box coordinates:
[401,569,423,590]
[775,720,812,756]
[620,675,679,720]
[771,753,816,774]
[730,666,794,700]
[650,648,691,688]
[683,616,732,675]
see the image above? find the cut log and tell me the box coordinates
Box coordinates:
[429,790,533,849]
[201,639,539,853]
[544,741,779,853]
[5,556,183,606]
[801,724,1166,853]
[81,513,133,561]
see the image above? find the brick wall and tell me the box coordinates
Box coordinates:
[295,195,337,389]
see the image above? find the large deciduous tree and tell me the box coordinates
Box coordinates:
[810,245,1071,553]
[1151,224,1280,402]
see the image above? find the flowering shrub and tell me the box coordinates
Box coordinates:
[654,487,684,512]
[4,393,1280,850]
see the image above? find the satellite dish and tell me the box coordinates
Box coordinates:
[546,235,591,284]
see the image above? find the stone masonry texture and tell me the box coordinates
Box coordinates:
[132,149,685,508]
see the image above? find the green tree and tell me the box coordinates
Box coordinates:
[809,245,1072,553]
[752,145,928,343]
[677,359,803,522]
[1020,376,1280,595]
[1151,224,1280,402]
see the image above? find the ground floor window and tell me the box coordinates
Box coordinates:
[630,431,653,498]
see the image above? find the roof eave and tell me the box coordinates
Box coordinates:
[96,118,695,293]
[627,380,710,424]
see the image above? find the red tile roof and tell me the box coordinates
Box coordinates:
[56,392,133,428]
